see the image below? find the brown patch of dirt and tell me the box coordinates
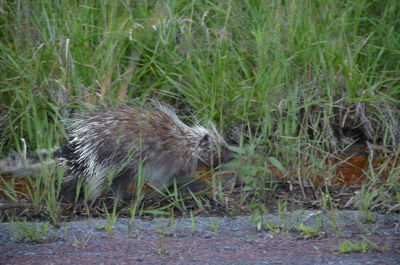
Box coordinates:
[268,155,398,187]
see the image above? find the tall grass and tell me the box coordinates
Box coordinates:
[0,0,399,217]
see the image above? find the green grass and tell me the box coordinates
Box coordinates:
[296,221,325,239]
[337,236,384,254]
[8,221,55,243]
[0,0,399,222]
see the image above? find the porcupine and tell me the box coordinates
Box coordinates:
[59,103,231,203]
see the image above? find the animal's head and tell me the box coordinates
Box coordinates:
[197,125,233,168]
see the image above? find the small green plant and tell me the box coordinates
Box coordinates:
[328,210,342,237]
[190,210,197,234]
[277,200,288,219]
[127,201,147,239]
[319,190,336,210]
[0,177,19,202]
[71,231,94,248]
[210,218,219,233]
[355,185,380,222]
[168,181,188,213]
[154,215,176,238]
[199,218,220,234]
[44,166,64,227]
[188,189,205,212]
[249,202,270,231]
[296,224,324,239]
[297,215,325,239]
[8,221,55,243]
[337,236,382,254]
[262,221,283,234]
[226,145,282,202]
[98,202,118,235]
[151,217,168,236]
[129,161,146,216]
[169,211,177,236]
[25,176,46,214]
[250,204,282,233]
[149,181,189,215]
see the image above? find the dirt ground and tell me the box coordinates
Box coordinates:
[1,210,399,265]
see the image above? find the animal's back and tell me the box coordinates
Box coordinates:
[60,105,211,202]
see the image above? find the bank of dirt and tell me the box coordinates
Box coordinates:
[1,210,399,265]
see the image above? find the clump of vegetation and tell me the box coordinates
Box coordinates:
[337,236,385,254]
[8,221,56,243]
[296,222,325,239]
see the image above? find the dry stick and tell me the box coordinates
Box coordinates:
[0,138,60,178]
[0,159,57,178]
[0,202,32,209]
[0,142,59,178]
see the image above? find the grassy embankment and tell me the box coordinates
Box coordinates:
[0,1,399,224]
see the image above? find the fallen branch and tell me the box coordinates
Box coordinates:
[0,201,32,209]
[0,140,62,178]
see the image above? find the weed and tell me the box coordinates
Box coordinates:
[249,202,267,231]
[262,221,283,234]
[248,202,284,233]
[210,218,219,234]
[188,190,205,212]
[296,223,325,239]
[43,166,64,227]
[355,186,380,222]
[8,221,55,243]
[190,210,197,234]
[169,211,177,236]
[71,231,94,248]
[0,177,19,202]
[128,163,146,217]
[199,218,220,234]
[337,236,384,254]
[328,210,341,237]
[277,200,288,219]
[97,202,118,235]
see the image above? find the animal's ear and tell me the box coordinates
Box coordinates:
[199,134,209,148]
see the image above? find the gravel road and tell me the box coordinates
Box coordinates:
[1,210,399,264]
